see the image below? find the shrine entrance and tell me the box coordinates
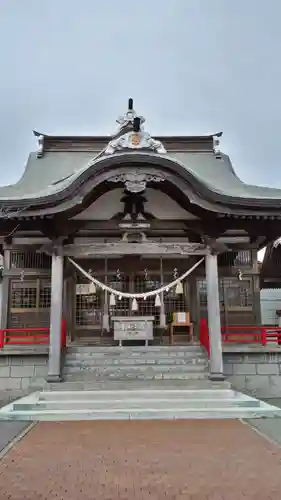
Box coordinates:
[71,256,190,345]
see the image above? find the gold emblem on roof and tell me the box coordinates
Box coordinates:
[131,133,141,147]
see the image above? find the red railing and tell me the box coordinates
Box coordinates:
[199,318,210,356]
[0,319,67,349]
[199,319,281,356]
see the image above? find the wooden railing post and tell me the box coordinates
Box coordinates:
[0,330,4,349]
[261,328,267,346]
[199,318,210,357]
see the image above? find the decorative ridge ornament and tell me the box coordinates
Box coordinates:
[116,98,145,131]
[33,130,45,158]
[104,98,166,155]
[109,171,165,193]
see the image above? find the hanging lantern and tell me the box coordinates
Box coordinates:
[109,293,116,306]
[155,294,161,307]
[175,281,183,295]
[132,297,138,311]
[118,295,122,300]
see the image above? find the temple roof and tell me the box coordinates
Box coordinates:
[1,99,281,210]
[1,149,281,206]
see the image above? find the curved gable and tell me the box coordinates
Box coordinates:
[1,100,281,211]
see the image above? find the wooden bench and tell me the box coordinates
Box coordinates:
[169,312,194,345]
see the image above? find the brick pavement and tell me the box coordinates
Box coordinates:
[0,420,281,499]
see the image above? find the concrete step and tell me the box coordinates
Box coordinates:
[1,388,281,421]
[64,356,206,364]
[42,379,230,392]
[14,398,261,411]
[63,372,209,382]
[39,388,236,400]
[63,363,208,374]
[65,354,206,363]
[66,345,203,355]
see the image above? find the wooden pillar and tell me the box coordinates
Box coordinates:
[159,258,166,329]
[252,250,261,324]
[0,249,11,330]
[46,248,64,382]
[102,258,109,332]
[205,253,224,380]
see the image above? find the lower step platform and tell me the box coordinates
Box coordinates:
[0,387,280,421]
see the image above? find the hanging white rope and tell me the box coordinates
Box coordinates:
[68,256,204,299]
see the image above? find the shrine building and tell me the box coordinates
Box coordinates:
[1,98,281,384]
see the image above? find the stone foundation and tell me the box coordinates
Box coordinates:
[1,348,281,402]
[223,349,281,398]
[0,354,48,402]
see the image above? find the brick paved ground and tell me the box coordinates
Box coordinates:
[0,420,281,499]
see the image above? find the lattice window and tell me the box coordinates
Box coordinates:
[10,282,37,309]
[197,278,253,311]
[221,250,252,268]
[75,277,103,327]
[109,274,130,317]
[233,251,252,267]
[197,279,207,307]
[39,282,51,308]
[221,278,253,310]
[163,273,188,316]
[135,273,161,324]
[10,280,51,309]
[10,251,51,269]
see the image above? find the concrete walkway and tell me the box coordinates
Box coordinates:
[0,420,281,499]
[0,421,29,454]
[0,397,29,455]
[247,397,281,447]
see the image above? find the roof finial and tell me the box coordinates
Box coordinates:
[128,98,133,111]
[116,98,145,133]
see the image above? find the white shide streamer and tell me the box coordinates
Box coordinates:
[68,256,204,299]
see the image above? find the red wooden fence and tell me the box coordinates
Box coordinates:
[0,319,67,349]
[199,318,281,356]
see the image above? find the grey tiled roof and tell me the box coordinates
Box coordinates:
[0,149,281,202]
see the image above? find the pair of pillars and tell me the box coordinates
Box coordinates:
[46,251,224,381]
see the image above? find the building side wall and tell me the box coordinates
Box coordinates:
[224,352,281,398]
[0,354,48,401]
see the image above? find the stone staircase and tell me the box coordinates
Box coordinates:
[1,387,281,421]
[1,345,281,421]
[62,345,209,383]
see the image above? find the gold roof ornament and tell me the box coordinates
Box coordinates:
[104,98,166,155]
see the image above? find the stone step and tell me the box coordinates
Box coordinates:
[64,362,207,372]
[63,373,209,383]
[63,365,208,379]
[14,398,261,411]
[1,389,281,421]
[65,350,206,361]
[42,379,230,392]
[39,388,236,400]
[64,358,207,368]
[66,345,203,355]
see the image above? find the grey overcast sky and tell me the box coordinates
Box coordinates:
[0,0,280,188]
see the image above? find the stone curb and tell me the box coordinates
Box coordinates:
[0,422,37,460]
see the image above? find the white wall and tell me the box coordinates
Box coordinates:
[260,288,281,325]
